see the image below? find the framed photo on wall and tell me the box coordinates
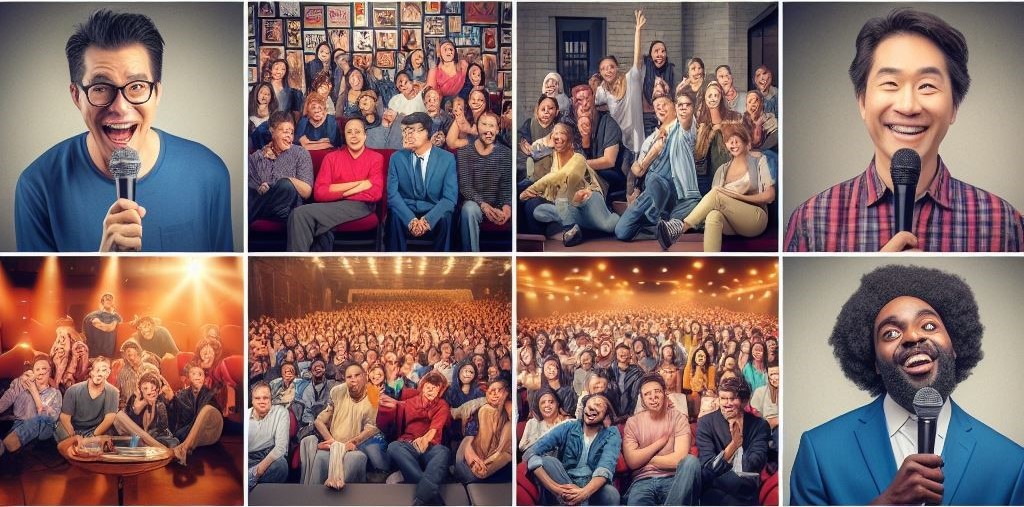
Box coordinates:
[373,6,397,28]
[375,51,396,69]
[400,2,423,24]
[279,2,300,18]
[499,46,511,69]
[285,49,305,90]
[425,2,441,15]
[303,30,327,53]
[353,2,368,27]
[375,30,398,50]
[258,46,284,77]
[483,27,497,51]
[352,53,373,70]
[400,28,422,51]
[261,19,283,44]
[464,2,498,24]
[304,5,325,29]
[424,15,446,37]
[257,1,275,18]
[448,16,461,35]
[286,20,302,48]
[328,28,350,53]
[353,29,373,52]
[326,5,351,27]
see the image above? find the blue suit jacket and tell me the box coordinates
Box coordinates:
[791,396,1024,505]
[386,147,457,229]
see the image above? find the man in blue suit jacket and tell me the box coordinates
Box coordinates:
[791,265,1024,505]
[385,112,458,251]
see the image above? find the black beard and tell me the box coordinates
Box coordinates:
[876,344,958,413]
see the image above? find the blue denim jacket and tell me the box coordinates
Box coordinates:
[524,420,621,482]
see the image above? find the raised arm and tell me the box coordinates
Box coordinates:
[633,10,646,71]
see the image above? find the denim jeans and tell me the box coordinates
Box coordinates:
[11,416,56,446]
[460,200,483,252]
[536,455,620,505]
[624,455,701,505]
[615,173,700,241]
[533,193,619,234]
[248,447,289,491]
[358,433,390,472]
[387,440,450,504]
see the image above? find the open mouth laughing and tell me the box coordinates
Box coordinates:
[103,122,138,145]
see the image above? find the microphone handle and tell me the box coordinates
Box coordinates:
[918,417,936,454]
[894,183,916,233]
[116,177,137,202]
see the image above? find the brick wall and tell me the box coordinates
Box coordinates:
[517,1,774,119]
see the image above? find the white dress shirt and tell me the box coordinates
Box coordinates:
[883,393,952,466]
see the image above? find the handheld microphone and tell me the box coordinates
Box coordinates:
[913,387,943,454]
[891,148,921,233]
[110,147,141,202]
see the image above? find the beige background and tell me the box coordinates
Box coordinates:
[0,2,243,252]
[783,257,1024,504]
[782,3,1024,232]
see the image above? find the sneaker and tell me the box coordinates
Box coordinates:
[563,224,584,247]
[657,219,685,250]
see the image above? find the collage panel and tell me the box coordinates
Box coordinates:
[516,2,778,253]
[246,256,512,505]
[783,3,1024,252]
[0,3,243,253]
[784,258,1024,505]
[516,256,779,505]
[0,256,245,505]
[247,1,514,254]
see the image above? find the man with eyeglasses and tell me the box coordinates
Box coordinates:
[386,111,458,251]
[14,10,232,252]
[611,90,700,245]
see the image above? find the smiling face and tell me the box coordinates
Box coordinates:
[308,101,326,124]
[653,96,674,124]
[538,392,558,419]
[859,34,957,175]
[270,119,294,152]
[599,58,618,84]
[582,395,609,426]
[440,42,456,62]
[650,42,667,67]
[257,86,272,105]
[252,385,271,417]
[469,91,487,115]
[421,380,441,401]
[755,67,772,93]
[542,360,559,381]
[767,365,779,388]
[543,77,558,96]
[550,124,571,153]
[270,61,287,81]
[746,91,763,117]
[469,65,483,85]
[367,366,384,386]
[348,71,364,91]
[317,44,330,63]
[73,44,160,166]
[485,381,507,408]
[725,134,749,158]
[704,85,721,109]
[873,296,958,410]
[89,360,111,387]
[396,74,413,95]
[187,365,205,390]
[357,95,375,115]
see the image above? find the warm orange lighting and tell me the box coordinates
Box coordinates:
[750,269,758,276]
[686,274,693,280]
[718,267,725,274]
[632,267,640,274]
[597,263,606,272]
[693,261,703,269]
[661,267,668,273]
[518,263,527,272]
[541,270,551,278]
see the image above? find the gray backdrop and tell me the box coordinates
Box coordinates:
[782,3,1024,232]
[0,2,243,252]
[783,257,1024,504]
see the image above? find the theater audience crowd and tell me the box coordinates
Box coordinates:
[248,43,512,252]
[517,304,779,505]
[518,8,779,251]
[246,298,514,502]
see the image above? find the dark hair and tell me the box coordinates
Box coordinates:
[346,68,368,91]
[675,88,697,106]
[688,57,705,71]
[401,111,432,133]
[183,360,205,377]
[829,264,983,396]
[120,339,141,355]
[251,380,271,395]
[599,55,619,68]
[849,8,970,107]
[268,110,294,130]
[715,64,732,76]
[343,116,367,131]
[475,110,499,128]
[66,10,164,85]
[467,62,486,86]
[720,122,751,146]
[342,361,365,376]
[314,41,331,61]
[579,392,617,422]
[531,386,562,421]
[394,70,412,84]
[718,375,752,402]
[648,40,667,57]
[639,371,667,393]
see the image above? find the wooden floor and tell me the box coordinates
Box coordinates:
[0,432,243,506]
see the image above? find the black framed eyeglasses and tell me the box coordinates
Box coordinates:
[78,80,156,107]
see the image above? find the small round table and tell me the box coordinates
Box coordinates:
[66,446,173,505]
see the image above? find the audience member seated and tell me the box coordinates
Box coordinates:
[249,381,290,491]
[295,92,339,151]
[167,361,225,466]
[248,111,314,225]
[455,377,513,484]
[113,371,180,448]
[386,371,451,505]
[0,355,62,458]
[386,112,458,251]
[457,111,512,252]
[56,357,118,459]
[696,376,769,505]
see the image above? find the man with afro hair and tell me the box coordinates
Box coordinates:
[791,264,1024,505]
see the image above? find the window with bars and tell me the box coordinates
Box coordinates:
[556,18,605,91]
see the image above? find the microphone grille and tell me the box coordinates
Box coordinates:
[913,387,943,419]
[109,147,141,179]
[890,148,921,186]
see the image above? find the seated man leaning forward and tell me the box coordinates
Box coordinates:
[785,8,1024,252]
[248,381,289,491]
[524,393,623,506]
[386,111,458,252]
[622,373,701,506]
[299,362,381,488]
[456,111,513,252]
[696,376,770,506]
[14,10,232,252]
[287,117,384,252]
[0,355,63,458]
[386,370,452,505]
[454,376,513,484]
[56,356,119,459]
[249,110,314,226]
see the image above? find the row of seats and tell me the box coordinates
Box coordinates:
[250,146,512,252]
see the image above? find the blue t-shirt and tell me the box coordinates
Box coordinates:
[295,114,339,147]
[15,130,233,252]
